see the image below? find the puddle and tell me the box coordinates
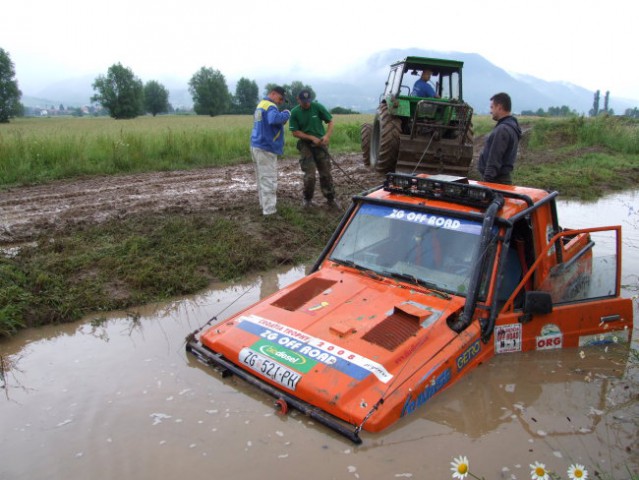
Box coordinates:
[1,193,638,479]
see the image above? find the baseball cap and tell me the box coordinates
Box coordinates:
[298,89,313,104]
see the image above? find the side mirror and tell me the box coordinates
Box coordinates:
[523,291,553,315]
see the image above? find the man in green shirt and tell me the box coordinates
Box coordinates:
[289,90,340,209]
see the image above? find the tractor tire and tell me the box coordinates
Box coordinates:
[465,121,474,146]
[360,123,372,166]
[370,103,401,173]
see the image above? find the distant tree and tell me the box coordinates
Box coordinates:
[188,67,230,116]
[0,48,23,123]
[91,63,144,119]
[144,80,170,116]
[330,106,359,114]
[289,81,314,103]
[603,90,610,115]
[624,107,639,118]
[265,81,315,107]
[546,105,577,117]
[589,90,600,117]
[232,77,258,114]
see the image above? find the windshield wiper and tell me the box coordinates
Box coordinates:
[331,258,383,280]
[381,271,451,299]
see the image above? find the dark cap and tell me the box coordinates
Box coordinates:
[298,89,313,103]
[271,86,286,96]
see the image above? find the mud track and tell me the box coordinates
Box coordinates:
[0,154,386,245]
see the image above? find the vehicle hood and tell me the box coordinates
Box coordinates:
[199,265,466,428]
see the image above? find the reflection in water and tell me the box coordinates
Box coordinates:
[1,194,638,479]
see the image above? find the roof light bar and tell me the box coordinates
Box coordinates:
[383,173,496,208]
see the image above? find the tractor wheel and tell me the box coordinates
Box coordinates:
[465,121,474,146]
[370,103,401,173]
[360,123,372,166]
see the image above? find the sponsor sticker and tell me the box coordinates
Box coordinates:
[401,368,451,417]
[495,323,522,354]
[358,203,483,235]
[251,339,316,373]
[536,323,563,350]
[578,329,629,347]
[308,301,329,312]
[456,339,481,371]
[237,315,393,383]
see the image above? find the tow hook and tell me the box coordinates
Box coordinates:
[274,398,289,415]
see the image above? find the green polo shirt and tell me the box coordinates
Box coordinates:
[289,102,333,138]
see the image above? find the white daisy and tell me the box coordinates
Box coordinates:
[450,455,469,479]
[567,463,588,479]
[530,461,550,480]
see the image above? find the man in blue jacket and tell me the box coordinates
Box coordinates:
[412,69,438,98]
[478,92,522,185]
[250,86,291,216]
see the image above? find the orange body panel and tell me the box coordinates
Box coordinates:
[190,174,634,441]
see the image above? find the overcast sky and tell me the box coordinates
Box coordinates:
[3,0,638,101]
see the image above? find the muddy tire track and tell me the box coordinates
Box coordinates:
[0,154,385,245]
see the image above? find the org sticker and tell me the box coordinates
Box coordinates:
[536,323,563,350]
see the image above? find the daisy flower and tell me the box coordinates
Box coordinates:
[530,461,550,480]
[567,464,588,479]
[450,455,469,479]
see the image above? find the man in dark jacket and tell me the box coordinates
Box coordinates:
[478,92,522,185]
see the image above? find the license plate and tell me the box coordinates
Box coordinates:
[239,348,301,391]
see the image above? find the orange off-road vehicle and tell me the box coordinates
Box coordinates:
[187,173,634,443]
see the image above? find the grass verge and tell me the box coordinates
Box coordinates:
[0,202,340,337]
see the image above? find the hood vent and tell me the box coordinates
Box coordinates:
[272,278,337,311]
[362,308,421,351]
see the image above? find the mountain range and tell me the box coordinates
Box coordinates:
[21,48,637,115]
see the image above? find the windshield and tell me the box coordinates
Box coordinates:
[329,203,485,296]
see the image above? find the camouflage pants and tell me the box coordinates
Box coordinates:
[297,141,335,201]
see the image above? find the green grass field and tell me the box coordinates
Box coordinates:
[0,114,374,188]
[3,113,638,192]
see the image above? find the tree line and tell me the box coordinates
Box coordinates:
[1,47,344,122]
[5,47,634,122]
[521,91,639,118]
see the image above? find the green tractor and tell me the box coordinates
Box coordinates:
[361,56,474,175]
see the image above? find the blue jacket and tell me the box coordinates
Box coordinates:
[413,79,436,98]
[250,98,290,155]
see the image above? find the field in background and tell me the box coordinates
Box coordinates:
[0,114,374,188]
[2,114,638,196]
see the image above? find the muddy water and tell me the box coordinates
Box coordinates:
[2,193,638,480]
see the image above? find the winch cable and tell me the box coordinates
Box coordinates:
[319,146,370,191]
[183,212,343,344]
[184,154,366,345]
[409,134,435,175]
